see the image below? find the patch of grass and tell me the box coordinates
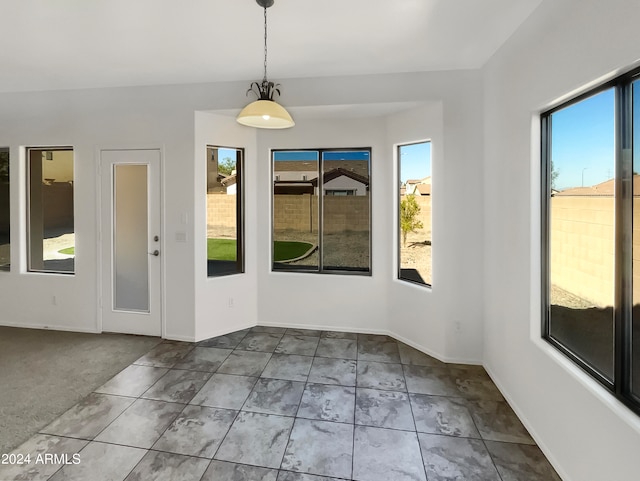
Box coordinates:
[273,241,314,262]
[62,240,314,262]
[207,238,313,262]
[207,238,237,261]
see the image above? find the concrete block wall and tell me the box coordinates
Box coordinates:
[550,196,615,306]
[206,194,237,232]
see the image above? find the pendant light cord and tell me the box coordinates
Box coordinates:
[263,6,268,84]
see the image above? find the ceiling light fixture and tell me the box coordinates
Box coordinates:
[236,0,294,129]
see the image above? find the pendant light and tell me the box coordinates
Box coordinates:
[236,0,295,129]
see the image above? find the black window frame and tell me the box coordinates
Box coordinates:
[206,145,245,278]
[271,147,372,275]
[26,146,75,275]
[541,66,640,415]
[397,140,432,288]
[0,147,9,271]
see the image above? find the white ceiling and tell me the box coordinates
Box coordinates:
[0,0,542,93]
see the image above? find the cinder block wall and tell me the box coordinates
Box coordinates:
[550,196,618,306]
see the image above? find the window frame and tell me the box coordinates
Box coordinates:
[397,140,432,288]
[206,145,245,278]
[271,147,372,276]
[541,66,640,415]
[26,146,75,275]
[0,147,9,271]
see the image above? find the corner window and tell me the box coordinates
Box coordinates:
[542,68,640,413]
[0,147,9,271]
[27,147,74,274]
[207,146,244,277]
[398,141,432,286]
[272,148,371,274]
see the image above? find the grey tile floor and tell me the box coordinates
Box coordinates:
[1,327,562,481]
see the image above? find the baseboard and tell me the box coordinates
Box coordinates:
[0,321,100,334]
[164,334,197,343]
[257,321,482,366]
[257,320,389,336]
[484,364,571,481]
[193,323,256,343]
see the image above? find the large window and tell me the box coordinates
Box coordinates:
[27,147,74,274]
[272,148,371,274]
[206,146,244,277]
[398,141,432,286]
[0,148,9,271]
[542,68,640,413]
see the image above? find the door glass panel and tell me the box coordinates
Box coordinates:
[114,164,149,312]
[548,88,615,380]
[321,150,370,271]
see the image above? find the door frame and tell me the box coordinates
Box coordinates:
[96,146,165,338]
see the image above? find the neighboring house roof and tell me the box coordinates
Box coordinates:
[416,184,431,195]
[406,176,431,185]
[310,168,370,187]
[221,174,236,187]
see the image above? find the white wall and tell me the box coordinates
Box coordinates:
[194,112,258,339]
[385,99,484,364]
[483,0,640,479]
[0,70,487,362]
[0,83,230,340]
[255,117,390,333]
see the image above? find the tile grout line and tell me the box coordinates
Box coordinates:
[351,341,360,481]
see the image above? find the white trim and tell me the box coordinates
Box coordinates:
[255,321,482,365]
[0,321,100,334]
[96,146,165,338]
[194,322,255,343]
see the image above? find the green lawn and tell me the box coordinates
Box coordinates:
[207,238,313,262]
[61,239,314,262]
[273,240,314,262]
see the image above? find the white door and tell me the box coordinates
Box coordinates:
[100,149,162,336]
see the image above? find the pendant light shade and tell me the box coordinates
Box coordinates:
[237,99,295,129]
[236,0,294,129]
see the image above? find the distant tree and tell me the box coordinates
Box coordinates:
[218,157,236,176]
[400,194,423,247]
[550,161,559,190]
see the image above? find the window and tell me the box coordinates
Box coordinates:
[27,147,74,274]
[542,68,640,413]
[272,148,371,274]
[398,141,432,286]
[0,147,9,271]
[206,146,244,277]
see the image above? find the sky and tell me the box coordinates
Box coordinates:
[551,88,615,190]
[399,141,431,184]
[551,82,640,191]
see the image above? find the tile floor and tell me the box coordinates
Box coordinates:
[1,327,561,481]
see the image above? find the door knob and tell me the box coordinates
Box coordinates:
[154,236,159,242]
[149,250,159,256]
